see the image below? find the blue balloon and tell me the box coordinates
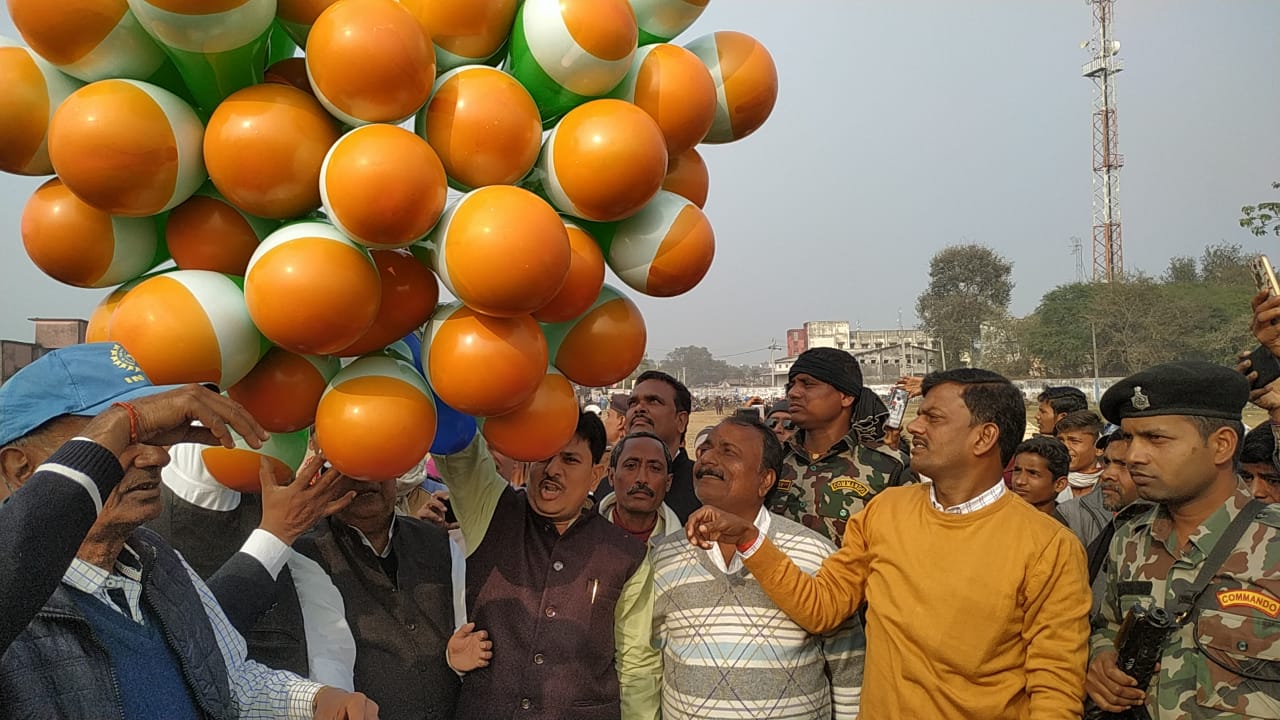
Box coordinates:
[430,387,477,455]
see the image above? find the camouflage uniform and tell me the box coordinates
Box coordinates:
[1090,483,1280,719]
[768,430,911,546]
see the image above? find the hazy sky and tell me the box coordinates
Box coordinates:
[2,1,1277,366]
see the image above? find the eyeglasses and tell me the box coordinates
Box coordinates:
[767,418,795,431]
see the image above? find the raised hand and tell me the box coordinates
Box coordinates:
[259,454,356,545]
[82,385,268,456]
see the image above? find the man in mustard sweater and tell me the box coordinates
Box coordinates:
[687,368,1092,719]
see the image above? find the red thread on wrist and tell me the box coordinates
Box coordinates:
[111,401,140,445]
[736,535,757,553]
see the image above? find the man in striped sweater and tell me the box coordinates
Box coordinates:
[650,415,862,720]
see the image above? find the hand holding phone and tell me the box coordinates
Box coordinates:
[1250,256,1280,297]
[885,388,911,429]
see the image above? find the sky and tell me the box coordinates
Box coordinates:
[1,1,1278,366]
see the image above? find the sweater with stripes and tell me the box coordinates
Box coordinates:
[650,512,863,720]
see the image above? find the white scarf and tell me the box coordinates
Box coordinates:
[1067,468,1102,489]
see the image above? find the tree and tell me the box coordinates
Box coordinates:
[625,354,660,384]
[1199,242,1251,286]
[659,346,732,386]
[1023,283,1097,377]
[1240,181,1280,237]
[1161,255,1199,284]
[916,244,1014,369]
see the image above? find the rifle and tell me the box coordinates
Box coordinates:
[1083,604,1176,720]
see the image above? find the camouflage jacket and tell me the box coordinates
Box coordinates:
[768,430,913,546]
[1089,484,1280,719]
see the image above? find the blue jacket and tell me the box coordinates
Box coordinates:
[0,526,236,720]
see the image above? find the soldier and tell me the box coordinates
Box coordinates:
[1085,361,1280,718]
[768,348,912,547]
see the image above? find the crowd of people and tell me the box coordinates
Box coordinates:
[1,292,1279,719]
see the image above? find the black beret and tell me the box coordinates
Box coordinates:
[1099,361,1248,425]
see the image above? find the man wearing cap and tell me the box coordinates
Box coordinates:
[768,347,911,547]
[0,343,377,719]
[1085,361,1280,718]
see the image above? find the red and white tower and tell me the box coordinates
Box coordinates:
[1083,0,1124,282]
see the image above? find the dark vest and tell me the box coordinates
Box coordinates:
[459,488,647,720]
[295,516,459,720]
[148,484,310,676]
[663,450,700,523]
[0,527,235,720]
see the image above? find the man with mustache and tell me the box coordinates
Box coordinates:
[687,368,1091,718]
[1081,428,1148,614]
[1085,362,1280,718]
[0,343,376,719]
[651,416,861,719]
[624,371,699,522]
[598,431,681,543]
[433,411,661,720]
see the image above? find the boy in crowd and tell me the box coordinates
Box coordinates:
[1009,436,1071,525]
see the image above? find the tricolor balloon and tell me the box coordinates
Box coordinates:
[0,39,83,176]
[203,427,311,494]
[584,190,715,298]
[315,355,438,481]
[227,348,341,433]
[630,0,708,46]
[542,284,646,387]
[106,269,263,387]
[423,302,548,417]
[408,0,517,72]
[165,185,279,275]
[684,30,779,144]
[481,367,579,462]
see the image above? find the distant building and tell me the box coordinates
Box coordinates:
[762,321,942,387]
[1,318,88,384]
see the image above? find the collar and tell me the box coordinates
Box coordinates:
[787,428,856,462]
[1149,483,1254,556]
[63,544,144,594]
[347,515,398,559]
[928,480,1006,514]
[704,506,772,574]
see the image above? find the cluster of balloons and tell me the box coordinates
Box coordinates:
[1,0,778,488]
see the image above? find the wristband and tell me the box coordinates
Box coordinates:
[735,532,763,558]
[111,402,140,445]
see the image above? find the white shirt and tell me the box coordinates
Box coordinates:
[708,506,773,574]
[161,443,357,690]
[928,480,1006,514]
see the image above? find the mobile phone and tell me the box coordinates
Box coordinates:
[1250,256,1280,296]
[885,388,910,429]
[1246,345,1280,390]
[734,407,765,422]
[441,497,457,525]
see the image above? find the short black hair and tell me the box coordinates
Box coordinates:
[1054,410,1104,438]
[1188,415,1245,464]
[609,431,672,473]
[1037,386,1089,416]
[1014,436,1070,480]
[1240,425,1275,466]
[635,370,692,415]
[717,415,783,486]
[575,410,608,464]
[922,368,1026,466]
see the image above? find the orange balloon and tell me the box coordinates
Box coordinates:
[430,186,570,317]
[337,249,440,357]
[7,0,127,67]
[686,31,779,144]
[306,0,436,124]
[482,370,578,461]
[48,79,204,216]
[86,275,151,342]
[426,305,547,417]
[662,147,708,208]
[622,43,716,156]
[315,358,438,480]
[244,223,382,355]
[263,57,314,95]
[545,285,646,387]
[0,45,63,176]
[227,348,339,433]
[204,83,340,220]
[405,0,516,65]
[21,177,163,288]
[532,222,605,323]
[277,0,338,27]
[166,194,266,275]
[201,449,293,492]
[321,124,448,248]
[540,99,668,222]
[419,66,542,190]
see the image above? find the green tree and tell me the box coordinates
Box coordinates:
[660,346,732,386]
[1023,283,1097,376]
[1199,242,1252,286]
[1162,255,1199,284]
[625,354,660,384]
[916,244,1014,369]
[1240,181,1280,237]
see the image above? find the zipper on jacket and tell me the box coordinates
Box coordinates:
[141,591,226,720]
[37,608,126,720]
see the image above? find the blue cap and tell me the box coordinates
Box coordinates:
[0,343,183,446]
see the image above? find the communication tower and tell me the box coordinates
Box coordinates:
[1082,0,1124,282]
